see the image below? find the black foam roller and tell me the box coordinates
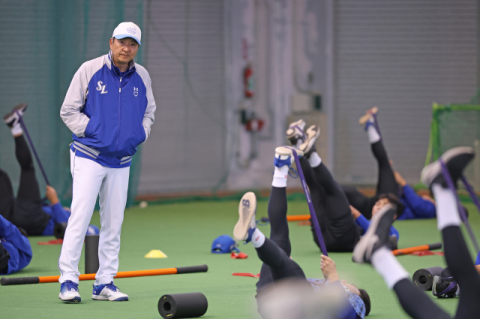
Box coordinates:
[1,276,39,285]
[412,267,444,291]
[158,292,208,318]
[54,222,68,239]
[85,235,99,274]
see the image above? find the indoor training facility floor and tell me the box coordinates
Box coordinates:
[2,197,478,318]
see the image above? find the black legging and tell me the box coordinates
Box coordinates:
[256,187,299,292]
[393,226,480,319]
[300,158,359,252]
[0,135,50,235]
[342,140,398,219]
[255,186,312,318]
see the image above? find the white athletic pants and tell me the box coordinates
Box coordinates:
[58,150,130,285]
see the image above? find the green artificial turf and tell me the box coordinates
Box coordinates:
[2,199,480,318]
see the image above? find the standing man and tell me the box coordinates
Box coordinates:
[58,22,156,302]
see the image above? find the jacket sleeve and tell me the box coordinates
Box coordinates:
[389,226,400,240]
[60,63,91,137]
[0,215,32,274]
[142,71,156,142]
[355,215,370,234]
[401,185,436,219]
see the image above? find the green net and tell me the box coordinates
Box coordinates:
[425,102,480,189]
[0,0,144,207]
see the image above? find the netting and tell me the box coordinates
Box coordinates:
[0,0,144,207]
[425,102,480,189]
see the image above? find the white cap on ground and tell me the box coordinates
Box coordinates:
[112,22,142,45]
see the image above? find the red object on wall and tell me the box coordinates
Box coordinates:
[245,118,264,132]
[244,64,254,98]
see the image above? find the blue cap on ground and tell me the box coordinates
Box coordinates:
[86,225,99,235]
[211,235,240,253]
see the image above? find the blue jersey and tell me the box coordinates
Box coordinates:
[355,214,399,240]
[397,185,436,220]
[0,215,32,275]
[61,52,156,168]
[41,203,71,236]
[308,279,364,319]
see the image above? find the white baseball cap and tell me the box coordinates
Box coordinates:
[112,22,141,45]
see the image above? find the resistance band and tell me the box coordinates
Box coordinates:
[289,148,328,256]
[1,264,208,286]
[440,160,480,252]
[16,111,50,185]
[461,175,480,215]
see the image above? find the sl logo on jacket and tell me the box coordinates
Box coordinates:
[96,81,108,94]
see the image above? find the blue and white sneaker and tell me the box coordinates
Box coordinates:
[92,282,129,301]
[59,280,81,302]
[3,103,28,128]
[274,146,304,168]
[286,119,306,147]
[233,192,257,243]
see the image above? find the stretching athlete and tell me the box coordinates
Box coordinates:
[2,104,71,236]
[353,146,480,319]
[341,107,435,220]
[286,120,400,251]
[233,146,370,318]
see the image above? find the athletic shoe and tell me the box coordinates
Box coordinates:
[421,146,475,189]
[3,103,28,128]
[299,125,320,158]
[358,106,378,127]
[233,192,257,243]
[286,119,306,147]
[274,146,303,169]
[59,280,81,302]
[352,203,396,264]
[92,282,129,301]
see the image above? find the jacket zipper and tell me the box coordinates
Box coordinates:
[116,76,122,151]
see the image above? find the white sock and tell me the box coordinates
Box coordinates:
[432,184,461,230]
[250,228,266,248]
[371,247,409,289]
[11,123,22,136]
[272,161,289,188]
[308,152,322,168]
[367,120,381,143]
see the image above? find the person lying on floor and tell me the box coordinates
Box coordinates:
[0,214,31,275]
[353,146,480,319]
[233,146,370,318]
[2,104,70,236]
[286,120,401,251]
[339,107,436,220]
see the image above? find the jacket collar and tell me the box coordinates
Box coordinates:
[107,51,136,76]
